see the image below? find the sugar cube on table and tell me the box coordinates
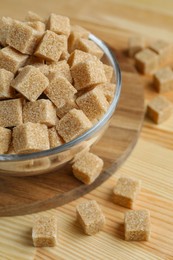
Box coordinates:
[154,67,173,93]
[147,95,172,124]
[32,215,57,247]
[0,16,13,47]
[103,64,114,82]
[124,209,151,241]
[72,152,103,184]
[48,127,64,148]
[23,99,58,127]
[11,65,49,102]
[25,11,45,23]
[68,25,89,53]
[0,127,11,154]
[135,48,159,75]
[0,98,23,127]
[76,200,105,235]
[0,68,14,99]
[68,49,97,67]
[112,176,141,209]
[47,13,70,36]
[75,38,104,59]
[128,35,145,58]
[0,46,28,73]
[13,122,50,154]
[56,108,92,143]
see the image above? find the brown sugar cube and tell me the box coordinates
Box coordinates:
[32,215,57,247]
[48,60,72,83]
[124,210,151,241]
[13,122,50,154]
[44,76,77,108]
[0,46,28,73]
[68,49,97,67]
[76,38,104,59]
[27,21,46,33]
[0,17,13,46]
[113,176,141,208]
[23,99,58,127]
[149,40,173,66]
[76,88,109,122]
[56,99,78,118]
[34,30,67,62]
[47,13,70,36]
[11,65,49,101]
[0,68,15,99]
[71,59,107,90]
[0,127,11,154]
[135,48,159,75]
[76,200,105,235]
[68,25,89,53]
[147,95,172,124]
[154,67,173,93]
[25,11,45,23]
[34,64,49,76]
[103,64,114,82]
[95,83,116,103]
[6,21,42,55]
[48,127,64,148]
[128,36,145,58]
[72,152,103,184]
[0,98,23,127]
[59,51,70,61]
[57,108,92,142]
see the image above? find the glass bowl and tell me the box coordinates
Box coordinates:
[0,34,122,177]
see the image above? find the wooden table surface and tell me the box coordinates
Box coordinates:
[0,0,173,259]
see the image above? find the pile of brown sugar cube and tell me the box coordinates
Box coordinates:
[0,11,115,155]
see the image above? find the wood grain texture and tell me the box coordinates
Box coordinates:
[0,0,173,259]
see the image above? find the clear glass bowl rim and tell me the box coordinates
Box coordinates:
[0,33,122,162]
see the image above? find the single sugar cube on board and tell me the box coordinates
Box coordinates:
[128,36,145,58]
[25,11,45,23]
[27,21,46,33]
[154,67,173,93]
[76,200,105,235]
[95,83,116,104]
[0,68,15,99]
[112,176,141,209]
[56,99,78,118]
[47,13,70,36]
[68,49,97,67]
[0,16,13,47]
[103,64,114,82]
[72,152,103,184]
[34,30,67,62]
[48,126,64,148]
[76,38,104,59]
[11,65,49,101]
[71,59,107,90]
[32,215,57,247]
[13,122,50,154]
[135,48,159,75]
[0,46,28,73]
[124,209,151,241]
[48,60,72,83]
[6,21,42,55]
[23,99,58,127]
[56,108,92,143]
[0,98,23,127]
[68,25,90,53]
[147,95,172,124]
[76,88,109,123]
[0,127,11,154]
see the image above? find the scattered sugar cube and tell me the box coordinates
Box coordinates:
[124,210,151,241]
[47,13,70,36]
[0,46,28,73]
[25,11,45,23]
[150,40,173,66]
[76,88,109,122]
[154,67,173,93]
[0,68,15,99]
[34,30,67,62]
[76,38,104,59]
[147,95,172,124]
[11,65,49,101]
[0,98,23,127]
[135,48,159,74]
[128,36,145,58]
[48,60,72,83]
[76,200,105,235]
[7,21,42,55]
[44,76,77,108]
[0,127,11,154]
[71,59,107,90]
[103,64,114,82]
[57,108,92,142]
[48,127,64,148]
[23,99,57,127]
[27,21,45,33]
[72,152,103,184]
[13,122,50,154]
[95,83,116,103]
[68,49,97,67]
[112,176,141,208]
[56,99,78,118]
[32,215,57,247]
[0,17,13,46]
[68,25,89,53]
